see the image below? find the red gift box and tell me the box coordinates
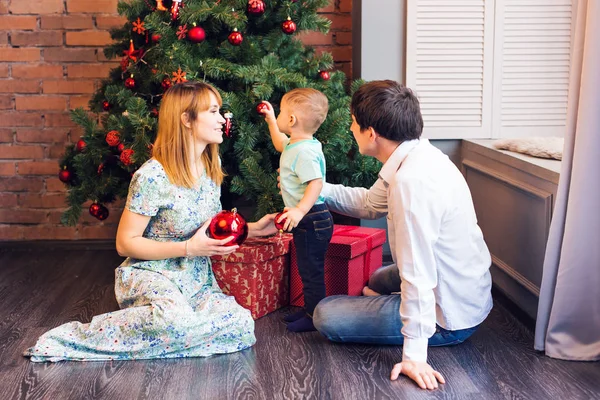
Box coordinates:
[290,225,387,307]
[211,234,293,319]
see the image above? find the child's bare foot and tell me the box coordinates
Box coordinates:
[362,286,381,297]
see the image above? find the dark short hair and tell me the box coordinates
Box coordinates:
[350,80,423,142]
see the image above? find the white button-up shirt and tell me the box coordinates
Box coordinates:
[321,138,493,362]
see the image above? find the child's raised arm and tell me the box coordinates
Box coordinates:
[260,101,287,152]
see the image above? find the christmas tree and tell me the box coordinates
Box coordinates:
[59,0,381,225]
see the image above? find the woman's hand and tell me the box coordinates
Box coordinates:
[248,213,278,238]
[186,219,239,257]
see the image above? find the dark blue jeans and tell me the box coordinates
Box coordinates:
[293,203,333,315]
[313,264,479,346]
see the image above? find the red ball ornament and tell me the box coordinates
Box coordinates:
[118,143,125,153]
[76,138,86,152]
[228,29,243,46]
[319,70,331,81]
[106,130,121,147]
[96,204,109,221]
[151,33,161,43]
[120,148,134,166]
[58,168,71,183]
[188,25,206,43]
[247,0,265,16]
[209,208,248,246]
[102,100,111,111]
[256,102,269,115]
[125,77,136,89]
[161,77,172,91]
[282,17,297,35]
[89,203,101,217]
[274,211,287,231]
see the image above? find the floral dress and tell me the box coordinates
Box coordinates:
[25,159,255,362]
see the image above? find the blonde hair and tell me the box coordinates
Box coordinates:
[153,81,226,188]
[283,88,329,133]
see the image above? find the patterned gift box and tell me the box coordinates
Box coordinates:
[290,225,387,307]
[211,234,293,319]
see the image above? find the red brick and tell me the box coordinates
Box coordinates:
[44,48,97,62]
[0,194,18,207]
[12,64,64,79]
[80,225,118,239]
[67,0,118,13]
[10,0,64,14]
[95,15,127,29]
[0,15,38,30]
[0,1,8,13]
[335,62,352,79]
[0,128,13,142]
[0,145,44,159]
[66,31,113,47]
[0,80,41,94]
[0,65,8,78]
[298,31,334,46]
[11,31,63,47]
[47,143,66,158]
[43,79,96,94]
[67,63,115,78]
[46,177,66,192]
[21,225,77,240]
[41,15,94,30]
[69,95,92,110]
[17,160,58,175]
[0,95,12,110]
[44,113,77,128]
[0,112,44,127]
[0,225,25,240]
[335,31,352,45]
[0,162,16,175]
[0,210,48,224]
[16,96,67,111]
[18,193,66,208]
[0,177,44,192]
[318,3,335,13]
[328,14,352,31]
[16,128,69,143]
[0,48,41,62]
[0,32,7,45]
[330,46,352,62]
[339,0,352,12]
[96,51,117,62]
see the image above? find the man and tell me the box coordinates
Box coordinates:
[312,80,493,390]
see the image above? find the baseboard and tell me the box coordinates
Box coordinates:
[0,240,117,252]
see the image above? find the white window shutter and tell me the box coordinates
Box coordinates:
[491,0,574,138]
[406,0,495,139]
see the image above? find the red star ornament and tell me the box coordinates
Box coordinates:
[122,40,142,62]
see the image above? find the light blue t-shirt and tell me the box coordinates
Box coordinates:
[280,137,326,208]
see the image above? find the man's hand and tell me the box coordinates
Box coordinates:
[390,360,445,390]
[280,207,305,231]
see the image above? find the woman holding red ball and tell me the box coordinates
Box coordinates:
[25,82,277,362]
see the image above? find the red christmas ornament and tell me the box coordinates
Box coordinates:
[58,168,71,183]
[274,211,287,231]
[228,29,243,46]
[125,76,136,89]
[102,100,111,111]
[118,143,125,152]
[150,107,159,117]
[89,203,101,217]
[170,0,183,21]
[97,163,104,175]
[319,70,330,81]
[151,33,161,43]
[92,204,109,221]
[224,112,232,137]
[256,102,269,115]
[188,25,206,43]
[106,130,121,147]
[76,138,86,152]
[282,17,297,35]
[247,0,265,16]
[161,77,172,91]
[209,208,248,246]
[120,148,134,166]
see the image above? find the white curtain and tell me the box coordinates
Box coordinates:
[534,0,600,360]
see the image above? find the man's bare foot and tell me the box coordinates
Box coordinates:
[362,286,381,297]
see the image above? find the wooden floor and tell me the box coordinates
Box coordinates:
[1,244,599,400]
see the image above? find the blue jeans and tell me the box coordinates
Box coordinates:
[293,203,333,315]
[313,264,479,346]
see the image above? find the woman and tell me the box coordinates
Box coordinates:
[25,82,277,362]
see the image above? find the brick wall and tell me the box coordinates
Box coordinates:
[0,0,352,241]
